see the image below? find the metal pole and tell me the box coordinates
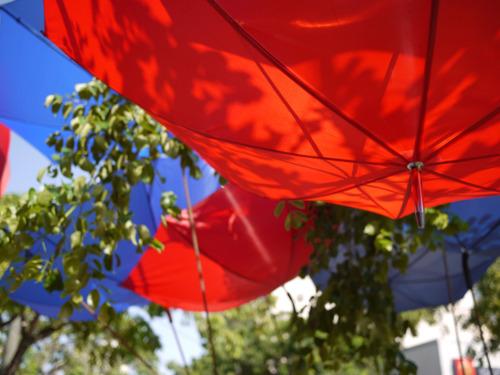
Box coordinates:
[165,309,191,375]
[461,248,493,375]
[181,169,218,375]
[441,249,465,375]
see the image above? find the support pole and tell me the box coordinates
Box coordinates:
[407,161,425,229]
[165,309,191,375]
[441,249,465,375]
[461,249,493,375]
[181,169,218,375]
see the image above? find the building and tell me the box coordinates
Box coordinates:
[402,292,500,375]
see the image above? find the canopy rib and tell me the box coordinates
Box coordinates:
[468,220,500,249]
[206,0,409,164]
[291,169,403,204]
[253,59,327,161]
[424,106,500,163]
[427,153,500,166]
[252,58,358,180]
[355,184,395,218]
[161,115,400,166]
[426,169,500,193]
[252,57,397,218]
[413,0,440,161]
[395,173,414,219]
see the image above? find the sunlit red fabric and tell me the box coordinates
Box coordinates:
[0,124,10,195]
[44,1,500,218]
[122,184,311,311]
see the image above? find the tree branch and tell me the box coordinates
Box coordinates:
[0,315,17,329]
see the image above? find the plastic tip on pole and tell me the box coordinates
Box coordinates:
[407,161,425,229]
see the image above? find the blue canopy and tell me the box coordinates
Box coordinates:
[0,3,90,156]
[313,196,500,312]
[1,0,45,32]
[390,197,500,311]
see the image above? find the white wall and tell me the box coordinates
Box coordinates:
[403,292,500,375]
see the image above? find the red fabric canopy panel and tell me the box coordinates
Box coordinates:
[0,124,11,195]
[122,184,311,311]
[44,1,500,218]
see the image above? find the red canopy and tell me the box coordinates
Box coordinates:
[44,1,499,218]
[122,184,311,311]
[0,124,10,195]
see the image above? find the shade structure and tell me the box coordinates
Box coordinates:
[24,0,499,220]
[0,3,90,157]
[2,111,311,317]
[1,0,44,31]
[390,196,500,311]
[3,0,498,319]
[123,183,312,312]
[313,196,500,312]
[0,15,78,193]
[0,7,310,319]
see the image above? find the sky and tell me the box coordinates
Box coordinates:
[138,276,316,374]
[5,131,49,194]
[129,308,204,374]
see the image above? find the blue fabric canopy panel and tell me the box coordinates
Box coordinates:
[313,196,500,312]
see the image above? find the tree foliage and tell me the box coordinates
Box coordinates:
[463,258,500,365]
[0,299,160,375]
[267,201,463,374]
[169,297,389,375]
[0,79,198,374]
[0,79,200,320]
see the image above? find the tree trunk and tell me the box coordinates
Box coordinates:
[1,336,34,375]
[1,316,21,369]
[1,313,64,375]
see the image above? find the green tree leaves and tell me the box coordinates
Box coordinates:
[0,79,199,317]
[0,300,161,375]
[295,203,459,374]
[462,259,500,363]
